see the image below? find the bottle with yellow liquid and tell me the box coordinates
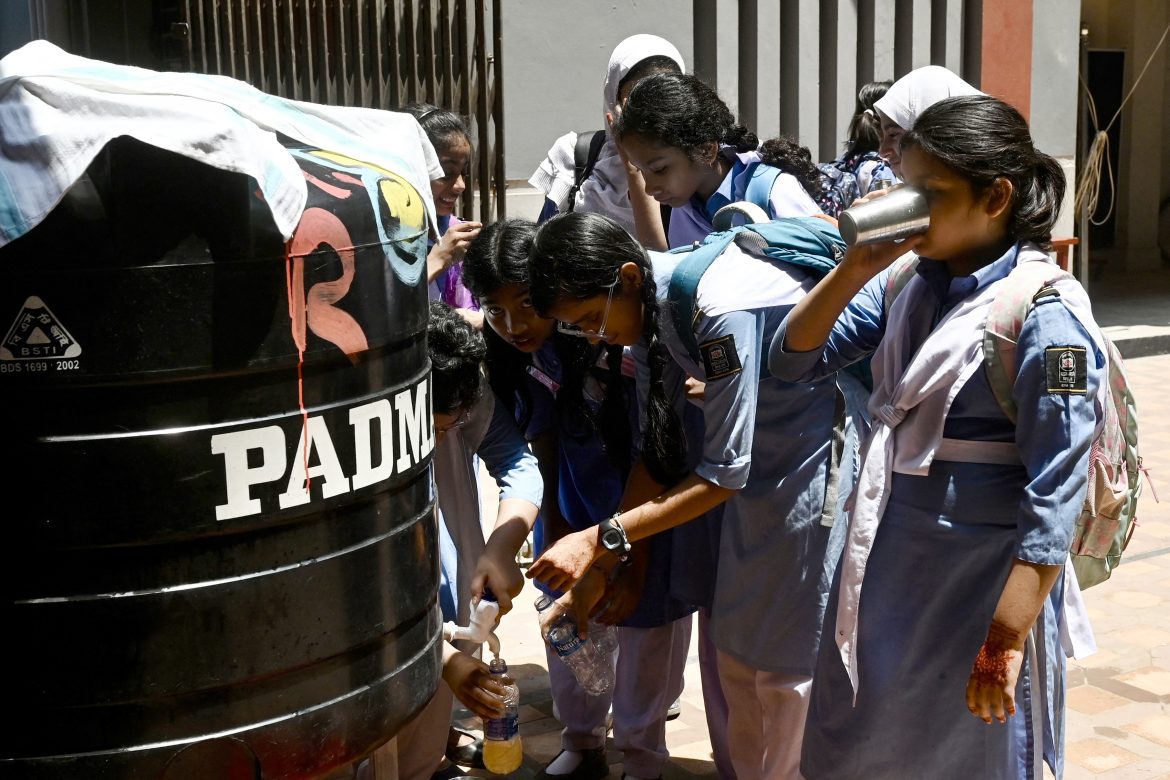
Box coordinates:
[482,657,522,775]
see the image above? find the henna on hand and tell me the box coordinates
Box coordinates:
[970,620,1021,688]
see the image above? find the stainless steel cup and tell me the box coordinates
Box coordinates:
[838,186,930,246]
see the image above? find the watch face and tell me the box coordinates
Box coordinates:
[601,528,621,549]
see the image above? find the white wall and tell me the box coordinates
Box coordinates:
[499,0,694,184]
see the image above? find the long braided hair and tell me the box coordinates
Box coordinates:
[528,212,688,487]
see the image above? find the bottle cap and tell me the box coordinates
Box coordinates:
[489,657,508,673]
[534,594,552,611]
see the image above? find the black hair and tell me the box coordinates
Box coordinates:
[462,219,632,471]
[845,80,892,155]
[616,73,826,203]
[757,135,829,204]
[427,300,486,414]
[402,102,473,156]
[528,212,688,487]
[903,94,1065,250]
[616,54,682,101]
[615,72,759,161]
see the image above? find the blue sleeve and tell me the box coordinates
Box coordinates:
[536,197,560,225]
[692,309,764,490]
[769,270,889,382]
[1012,295,1104,565]
[476,395,544,508]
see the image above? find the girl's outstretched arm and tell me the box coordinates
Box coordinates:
[526,463,733,593]
[782,237,920,353]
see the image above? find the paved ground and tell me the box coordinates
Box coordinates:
[453,350,1170,779]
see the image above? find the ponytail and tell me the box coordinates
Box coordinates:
[597,344,634,474]
[1012,154,1065,249]
[758,135,828,204]
[845,80,892,156]
[724,123,760,155]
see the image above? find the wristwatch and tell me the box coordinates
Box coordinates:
[598,513,631,562]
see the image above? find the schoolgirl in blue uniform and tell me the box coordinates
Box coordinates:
[403,103,484,326]
[820,80,897,199]
[613,72,824,248]
[770,95,1104,779]
[384,301,542,780]
[524,211,869,779]
[462,220,695,780]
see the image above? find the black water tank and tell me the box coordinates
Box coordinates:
[1,136,440,778]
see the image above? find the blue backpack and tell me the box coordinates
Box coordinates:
[736,160,856,220]
[666,215,846,364]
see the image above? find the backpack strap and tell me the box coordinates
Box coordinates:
[565,129,606,213]
[742,161,783,216]
[666,215,846,369]
[667,231,741,363]
[882,255,921,317]
[983,260,1073,423]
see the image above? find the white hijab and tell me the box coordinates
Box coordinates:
[873,65,983,131]
[576,34,685,228]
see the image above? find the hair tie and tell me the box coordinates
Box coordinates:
[863,108,876,118]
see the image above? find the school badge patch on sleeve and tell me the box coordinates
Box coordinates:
[1045,346,1087,394]
[699,335,742,380]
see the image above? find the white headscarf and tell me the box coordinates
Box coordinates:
[873,65,983,131]
[577,34,684,229]
[528,34,684,232]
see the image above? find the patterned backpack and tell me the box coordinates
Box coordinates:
[814,161,862,218]
[885,256,1148,589]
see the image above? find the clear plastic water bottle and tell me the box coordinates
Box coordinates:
[482,657,522,774]
[590,620,618,655]
[534,595,614,695]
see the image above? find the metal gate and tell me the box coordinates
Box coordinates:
[178,0,505,222]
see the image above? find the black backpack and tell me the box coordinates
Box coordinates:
[566,129,671,232]
[565,130,607,213]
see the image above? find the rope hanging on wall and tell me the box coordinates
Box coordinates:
[1075,21,1170,226]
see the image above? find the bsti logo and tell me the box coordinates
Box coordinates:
[1,296,82,360]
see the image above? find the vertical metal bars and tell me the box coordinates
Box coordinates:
[175,0,503,223]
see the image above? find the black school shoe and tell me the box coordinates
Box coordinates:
[535,747,609,780]
[445,726,484,769]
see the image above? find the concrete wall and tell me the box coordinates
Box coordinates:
[1029,0,1084,252]
[498,0,693,184]
[500,0,1085,231]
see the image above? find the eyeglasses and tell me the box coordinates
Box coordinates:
[435,407,470,435]
[556,276,621,340]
